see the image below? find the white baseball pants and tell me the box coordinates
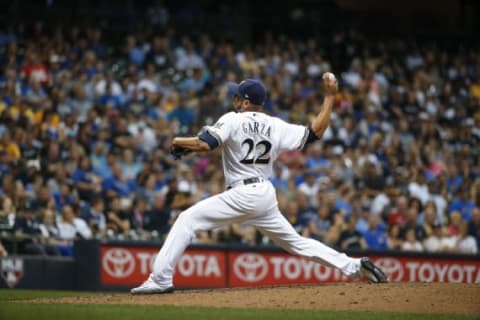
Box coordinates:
[151,180,361,287]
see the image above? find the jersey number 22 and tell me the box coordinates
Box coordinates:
[240,138,272,164]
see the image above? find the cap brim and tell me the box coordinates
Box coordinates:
[227,82,241,96]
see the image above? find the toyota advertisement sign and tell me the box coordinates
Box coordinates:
[229,252,350,286]
[100,245,480,288]
[229,253,480,286]
[101,245,226,287]
[372,256,480,283]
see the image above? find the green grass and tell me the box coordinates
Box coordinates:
[0,290,478,320]
[0,289,99,301]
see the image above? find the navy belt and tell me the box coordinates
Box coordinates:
[243,177,261,185]
[227,177,265,190]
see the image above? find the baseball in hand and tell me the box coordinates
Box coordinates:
[322,72,338,95]
[323,72,336,81]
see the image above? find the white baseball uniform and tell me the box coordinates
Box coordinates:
[150,111,362,287]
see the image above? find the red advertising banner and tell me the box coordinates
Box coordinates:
[100,244,480,288]
[371,256,480,283]
[228,252,351,287]
[228,252,480,287]
[100,245,226,287]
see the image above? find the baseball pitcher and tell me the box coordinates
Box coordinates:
[131,73,387,294]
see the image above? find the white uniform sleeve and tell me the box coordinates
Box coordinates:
[205,112,237,145]
[277,119,309,151]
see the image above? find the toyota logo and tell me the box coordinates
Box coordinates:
[103,248,135,278]
[374,258,403,282]
[233,253,268,282]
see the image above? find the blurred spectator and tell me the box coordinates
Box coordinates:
[400,205,427,243]
[355,204,370,234]
[81,197,107,237]
[195,229,221,244]
[135,172,160,204]
[130,197,149,237]
[164,177,193,213]
[401,228,423,252]
[53,183,75,213]
[175,41,205,71]
[71,85,94,122]
[363,215,388,250]
[180,67,209,94]
[107,196,131,235]
[73,156,103,201]
[146,36,172,70]
[0,196,15,233]
[387,195,409,226]
[387,224,402,250]
[422,203,440,238]
[307,204,331,241]
[20,131,42,161]
[328,211,347,245]
[38,208,75,256]
[408,171,430,205]
[0,240,6,256]
[13,201,57,255]
[427,182,447,223]
[446,165,463,195]
[284,202,309,237]
[423,223,457,253]
[126,36,145,66]
[468,207,480,248]
[121,148,142,180]
[337,215,367,250]
[21,52,50,85]
[0,131,21,161]
[270,164,288,193]
[38,209,59,239]
[298,171,320,208]
[447,211,463,237]
[167,99,195,132]
[455,222,478,255]
[229,223,257,245]
[103,162,135,199]
[143,193,171,237]
[423,223,444,252]
[448,187,476,222]
[359,160,386,195]
[57,206,78,256]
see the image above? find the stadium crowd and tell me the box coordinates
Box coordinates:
[0,19,479,257]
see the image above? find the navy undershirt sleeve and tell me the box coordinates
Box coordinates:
[198,130,220,150]
[304,126,320,145]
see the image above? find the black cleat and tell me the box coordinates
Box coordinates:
[360,257,388,283]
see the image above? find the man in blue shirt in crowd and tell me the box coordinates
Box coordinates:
[363,214,388,250]
[102,162,135,198]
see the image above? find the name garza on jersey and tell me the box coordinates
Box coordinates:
[242,121,272,138]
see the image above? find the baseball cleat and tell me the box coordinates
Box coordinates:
[130,276,175,295]
[360,257,388,283]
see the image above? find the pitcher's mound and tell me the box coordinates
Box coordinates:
[37,283,480,315]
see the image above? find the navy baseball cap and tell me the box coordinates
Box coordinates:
[227,79,266,106]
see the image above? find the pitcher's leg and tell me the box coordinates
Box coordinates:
[151,192,250,286]
[253,209,361,277]
[150,210,196,286]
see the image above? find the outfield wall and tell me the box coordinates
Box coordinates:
[96,241,480,290]
[0,256,74,289]
[1,240,479,290]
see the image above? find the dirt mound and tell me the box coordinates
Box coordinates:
[32,283,480,315]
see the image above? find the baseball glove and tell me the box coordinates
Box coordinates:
[170,145,191,160]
